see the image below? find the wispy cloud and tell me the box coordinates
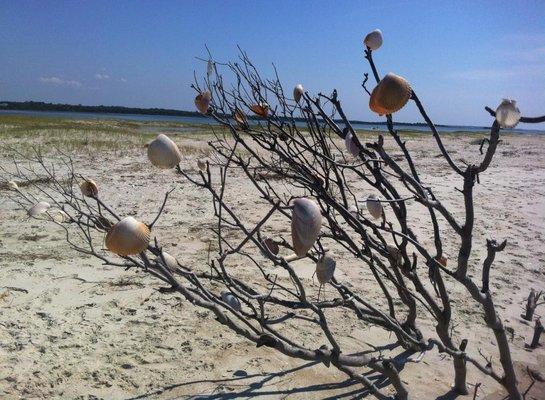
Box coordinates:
[94,73,110,80]
[120,77,127,83]
[39,76,82,87]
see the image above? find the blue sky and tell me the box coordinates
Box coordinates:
[1,0,544,126]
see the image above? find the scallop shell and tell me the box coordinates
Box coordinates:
[8,180,18,190]
[293,84,304,103]
[262,237,279,256]
[147,134,182,169]
[250,103,269,118]
[344,131,359,157]
[316,254,336,284]
[364,29,383,51]
[28,201,50,217]
[221,291,241,311]
[369,73,412,115]
[79,179,98,197]
[195,91,211,114]
[105,217,150,256]
[495,99,521,128]
[291,198,322,257]
[197,158,207,172]
[366,194,383,219]
[157,250,178,270]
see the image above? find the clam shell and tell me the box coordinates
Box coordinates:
[28,201,50,217]
[369,73,412,115]
[95,215,113,231]
[8,180,18,190]
[147,134,182,169]
[105,217,150,256]
[364,29,383,51]
[157,250,178,270]
[344,131,359,157]
[293,84,304,103]
[291,198,322,257]
[79,179,98,197]
[195,91,211,114]
[197,158,207,172]
[316,254,336,284]
[495,99,521,128]
[221,291,241,311]
[366,194,383,219]
[250,103,269,118]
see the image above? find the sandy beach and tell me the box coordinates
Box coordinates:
[1,116,544,399]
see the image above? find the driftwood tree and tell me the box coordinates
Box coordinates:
[4,35,545,399]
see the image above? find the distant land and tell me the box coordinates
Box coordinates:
[0,101,469,129]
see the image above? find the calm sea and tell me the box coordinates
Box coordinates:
[1,109,544,135]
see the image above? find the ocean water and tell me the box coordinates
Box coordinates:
[1,109,543,135]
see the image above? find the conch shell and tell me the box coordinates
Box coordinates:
[316,254,336,284]
[221,291,241,311]
[344,131,359,157]
[495,99,521,128]
[293,84,304,103]
[147,134,182,169]
[369,73,412,115]
[291,198,322,257]
[79,179,98,198]
[105,217,150,256]
[195,91,211,114]
[250,103,269,118]
[28,201,50,217]
[364,29,383,51]
[366,194,383,219]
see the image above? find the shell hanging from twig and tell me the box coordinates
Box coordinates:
[291,198,322,257]
[195,91,211,114]
[262,237,279,256]
[221,291,242,311]
[366,194,383,219]
[147,134,182,169]
[293,84,304,103]
[316,254,336,284]
[369,73,412,116]
[28,201,50,217]
[250,103,269,118]
[105,217,150,256]
[364,29,383,51]
[8,181,18,190]
[344,131,359,157]
[157,250,178,271]
[79,179,98,198]
[207,59,214,77]
[495,99,521,128]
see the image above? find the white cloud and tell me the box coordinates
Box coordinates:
[120,77,127,83]
[39,76,82,87]
[94,73,110,80]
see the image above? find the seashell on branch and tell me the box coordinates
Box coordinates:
[495,99,521,128]
[147,134,182,169]
[366,194,383,219]
[364,29,383,51]
[52,210,70,223]
[369,73,412,116]
[250,103,269,118]
[316,254,336,284]
[8,180,18,190]
[221,291,241,311]
[262,237,279,256]
[291,198,322,257]
[105,217,150,256]
[293,84,304,103]
[157,250,178,271]
[344,131,359,157]
[28,201,50,217]
[79,179,98,198]
[195,91,211,114]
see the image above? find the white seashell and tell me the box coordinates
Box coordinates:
[207,59,214,77]
[366,194,383,219]
[52,210,69,223]
[147,134,182,169]
[79,179,98,197]
[344,131,359,157]
[105,217,150,256]
[28,201,50,217]
[8,181,18,190]
[195,91,211,114]
[316,254,336,284]
[221,291,241,311]
[495,99,521,128]
[157,250,178,270]
[197,158,207,172]
[364,29,383,51]
[291,198,322,257]
[293,84,304,103]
